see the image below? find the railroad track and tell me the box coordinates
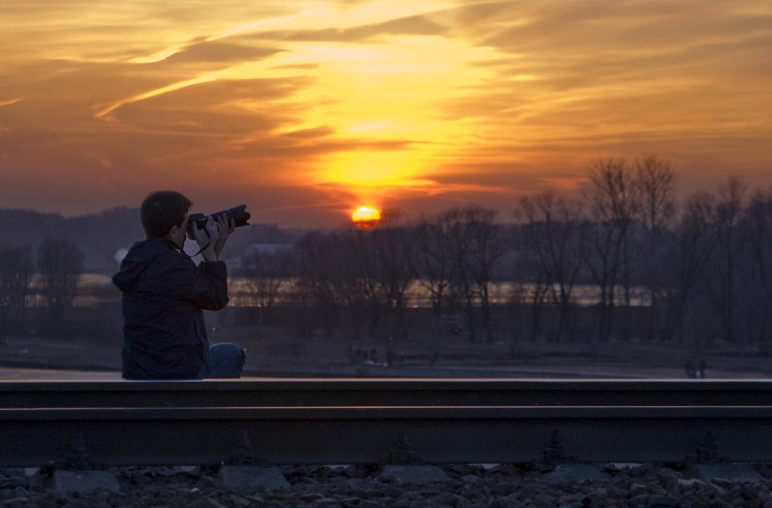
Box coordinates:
[1,379,771,468]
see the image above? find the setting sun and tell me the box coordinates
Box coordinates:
[352,206,381,227]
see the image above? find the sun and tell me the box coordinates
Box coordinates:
[351,205,381,228]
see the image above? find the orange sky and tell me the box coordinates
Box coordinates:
[1,0,771,227]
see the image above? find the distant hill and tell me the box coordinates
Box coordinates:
[0,207,307,274]
[0,207,143,273]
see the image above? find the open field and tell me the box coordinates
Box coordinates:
[2,323,769,379]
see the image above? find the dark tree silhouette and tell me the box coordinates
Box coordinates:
[0,246,35,336]
[582,159,640,342]
[635,154,676,341]
[37,237,85,329]
[238,247,296,326]
[515,191,585,342]
[745,189,772,353]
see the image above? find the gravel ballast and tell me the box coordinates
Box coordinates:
[3,462,772,508]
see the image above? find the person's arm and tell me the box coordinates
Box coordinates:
[165,254,229,310]
[213,214,235,261]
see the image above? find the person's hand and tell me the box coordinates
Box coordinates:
[192,217,219,262]
[214,214,235,260]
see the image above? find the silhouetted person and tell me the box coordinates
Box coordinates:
[113,191,245,379]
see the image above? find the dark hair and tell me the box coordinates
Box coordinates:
[140,191,192,238]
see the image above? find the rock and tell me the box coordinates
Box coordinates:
[679,479,708,491]
[656,468,684,481]
[648,494,679,507]
[630,483,651,497]
[379,466,450,486]
[711,478,738,490]
[189,498,229,508]
[432,492,461,507]
[219,466,290,491]
[3,462,772,508]
[462,474,483,484]
[51,470,121,493]
[692,464,764,484]
[540,464,609,484]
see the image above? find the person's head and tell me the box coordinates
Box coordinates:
[140,191,192,245]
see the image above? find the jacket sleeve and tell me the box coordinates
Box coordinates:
[165,257,230,311]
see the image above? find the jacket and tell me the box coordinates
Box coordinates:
[112,238,229,379]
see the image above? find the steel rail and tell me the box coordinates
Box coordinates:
[2,379,772,408]
[2,380,772,467]
[2,404,772,467]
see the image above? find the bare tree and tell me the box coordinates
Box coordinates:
[37,237,85,333]
[514,191,585,342]
[37,237,85,309]
[296,231,349,339]
[663,191,719,345]
[743,188,772,353]
[413,218,455,319]
[582,158,640,342]
[635,154,676,340]
[413,215,465,363]
[0,246,34,336]
[704,176,748,343]
[239,247,295,326]
[510,227,551,343]
[440,206,507,342]
[361,211,416,361]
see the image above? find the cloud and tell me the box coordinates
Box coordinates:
[107,76,311,131]
[162,41,281,63]
[281,126,335,138]
[249,14,448,43]
[0,98,24,107]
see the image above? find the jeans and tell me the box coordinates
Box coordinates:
[197,343,246,379]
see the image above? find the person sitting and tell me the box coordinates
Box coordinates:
[113,191,245,379]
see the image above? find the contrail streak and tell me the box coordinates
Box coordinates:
[94,73,221,121]
[98,10,314,121]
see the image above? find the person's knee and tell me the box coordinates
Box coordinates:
[208,343,245,378]
[231,345,246,377]
[234,345,246,367]
[222,343,245,368]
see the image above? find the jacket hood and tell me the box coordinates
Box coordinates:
[112,238,180,292]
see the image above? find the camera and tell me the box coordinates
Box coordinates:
[188,204,251,232]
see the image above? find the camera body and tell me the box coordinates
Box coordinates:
[187,204,251,232]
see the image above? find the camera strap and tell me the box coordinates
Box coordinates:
[191,231,212,258]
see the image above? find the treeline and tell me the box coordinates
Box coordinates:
[238,155,772,357]
[0,237,86,338]
[2,155,772,359]
[0,208,137,339]
[0,207,305,273]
